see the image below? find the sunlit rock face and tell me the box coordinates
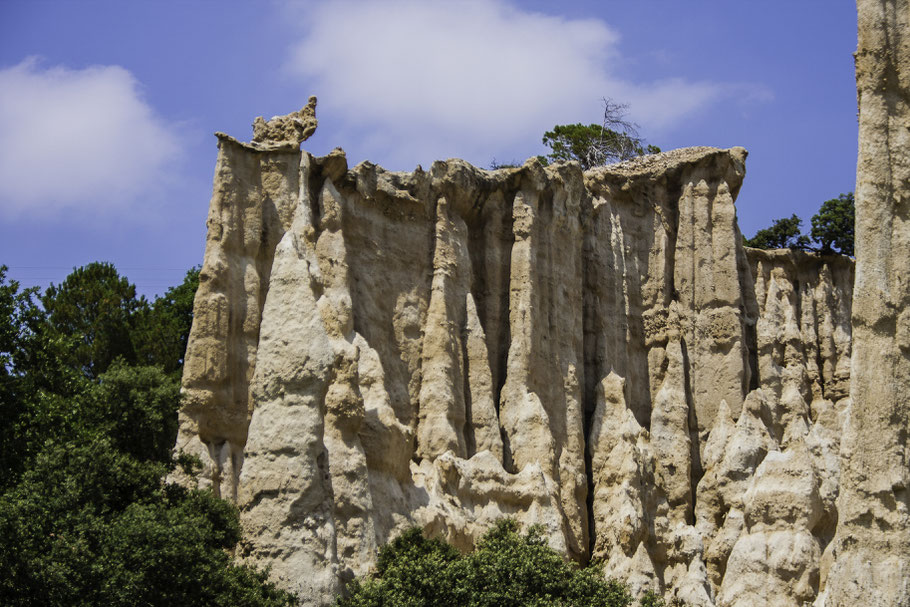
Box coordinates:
[175,127,859,607]
[819,2,910,606]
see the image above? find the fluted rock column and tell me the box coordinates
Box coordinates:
[823,2,910,604]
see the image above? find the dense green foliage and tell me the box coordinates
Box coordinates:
[0,264,191,489]
[135,266,200,375]
[743,214,811,250]
[0,438,294,607]
[41,262,146,379]
[810,193,855,255]
[744,193,855,255]
[0,264,296,607]
[90,362,182,463]
[0,361,178,490]
[39,262,200,379]
[337,519,667,607]
[0,268,84,488]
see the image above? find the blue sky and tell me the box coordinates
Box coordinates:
[0,1,858,297]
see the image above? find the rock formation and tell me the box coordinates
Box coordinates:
[176,110,859,604]
[172,2,910,603]
[820,1,910,605]
[251,96,319,149]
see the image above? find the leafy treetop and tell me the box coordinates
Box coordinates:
[134,266,200,376]
[39,262,200,380]
[41,261,144,379]
[0,436,296,607]
[743,214,812,250]
[744,193,855,256]
[811,193,854,256]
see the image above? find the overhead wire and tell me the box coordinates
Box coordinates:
[3,265,194,297]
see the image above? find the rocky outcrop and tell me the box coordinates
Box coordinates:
[252,96,319,149]
[176,121,858,605]
[820,2,910,605]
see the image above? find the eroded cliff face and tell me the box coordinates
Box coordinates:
[821,2,910,605]
[175,129,857,606]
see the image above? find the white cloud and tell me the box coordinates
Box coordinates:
[283,0,739,168]
[0,58,182,219]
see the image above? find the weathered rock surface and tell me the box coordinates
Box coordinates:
[176,120,860,605]
[820,2,910,605]
[251,96,319,150]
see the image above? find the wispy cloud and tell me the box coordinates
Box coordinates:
[282,0,752,168]
[0,58,182,219]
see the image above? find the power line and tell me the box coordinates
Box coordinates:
[7,266,189,271]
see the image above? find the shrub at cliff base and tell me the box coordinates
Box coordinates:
[336,519,668,607]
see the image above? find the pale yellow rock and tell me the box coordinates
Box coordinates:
[464,294,505,460]
[588,372,650,573]
[719,445,823,607]
[822,1,910,605]
[175,124,863,606]
[409,450,567,555]
[252,96,318,149]
[416,196,470,459]
[650,339,692,522]
[695,391,777,595]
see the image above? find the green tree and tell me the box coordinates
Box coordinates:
[1,262,294,606]
[0,437,296,607]
[1,262,200,488]
[0,268,42,487]
[135,266,200,375]
[88,362,181,463]
[745,193,855,256]
[743,214,812,250]
[0,267,88,489]
[1,266,182,486]
[0,266,81,396]
[40,262,200,379]
[42,262,148,379]
[0,267,43,418]
[810,192,854,255]
[541,99,659,169]
[337,519,641,607]
[1,359,179,490]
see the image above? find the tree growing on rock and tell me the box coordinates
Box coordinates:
[540,99,660,169]
[743,215,812,250]
[810,192,854,255]
[744,192,855,255]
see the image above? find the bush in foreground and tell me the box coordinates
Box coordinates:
[337,519,668,607]
[0,437,296,607]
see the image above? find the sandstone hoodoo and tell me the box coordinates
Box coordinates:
[175,98,860,605]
